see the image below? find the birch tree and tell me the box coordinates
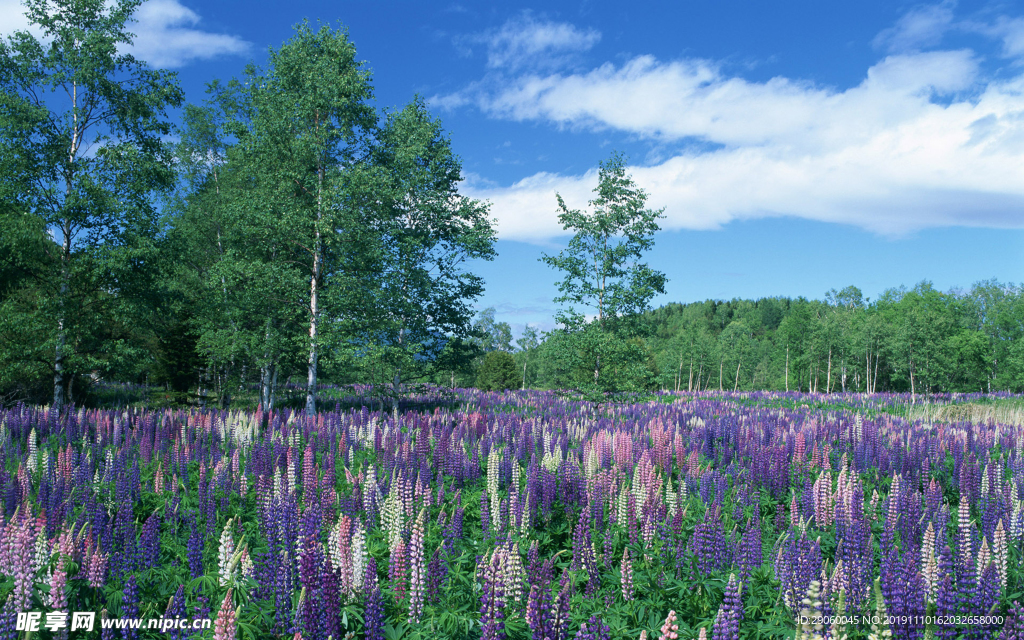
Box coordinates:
[542,152,666,395]
[0,0,182,410]
[239,23,375,415]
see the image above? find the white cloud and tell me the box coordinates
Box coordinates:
[459,13,600,71]
[0,0,249,68]
[873,1,955,52]
[0,0,41,38]
[124,0,249,68]
[445,45,1024,243]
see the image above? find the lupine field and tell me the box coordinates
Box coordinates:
[3,391,1024,639]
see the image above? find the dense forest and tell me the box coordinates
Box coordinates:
[526,280,1024,395]
[1,4,1022,409]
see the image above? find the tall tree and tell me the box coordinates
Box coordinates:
[0,0,183,410]
[239,22,376,415]
[541,152,666,395]
[164,86,308,410]
[368,99,496,391]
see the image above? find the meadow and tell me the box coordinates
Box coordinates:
[0,390,1021,639]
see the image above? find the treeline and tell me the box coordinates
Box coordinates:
[512,281,1024,394]
[0,3,494,410]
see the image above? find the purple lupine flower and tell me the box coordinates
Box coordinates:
[165,585,187,640]
[737,519,762,586]
[140,511,160,571]
[979,562,999,621]
[187,515,204,579]
[526,583,553,640]
[686,505,728,579]
[192,591,211,640]
[481,489,491,540]
[101,609,115,640]
[320,555,341,640]
[427,546,446,604]
[122,574,140,640]
[711,574,742,640]
[936,543,958,640]
[1000,601,1024,640]
[571,511,599,595]
[480,550,506,640]
[774,533,822,616]
[574,615,610,640]
[364,558,385,640]
[0,601,15,640]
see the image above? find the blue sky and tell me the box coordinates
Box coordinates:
[4,0,1023,335]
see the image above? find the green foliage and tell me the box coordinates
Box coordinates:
[354,98,496,390]
[0,0,183,408]
[475,350,518,391]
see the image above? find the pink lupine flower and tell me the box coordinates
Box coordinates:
[87,546,108,588]
[48,560,67,610]
[213,589,237,640]
[408,508,426,623]
[8,512,37,612]
[46,528,75,611]
[620,548,634,601]
[658,610,679,640]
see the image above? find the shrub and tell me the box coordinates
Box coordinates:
[476,350,519,391]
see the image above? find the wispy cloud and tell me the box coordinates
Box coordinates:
[0,0,250,68]
[873,1,955,52]
[441,5,1024,243]
[973,16,1024,59]
[456,13,600,72]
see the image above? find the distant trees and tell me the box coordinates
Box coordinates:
[612,281,1024,395]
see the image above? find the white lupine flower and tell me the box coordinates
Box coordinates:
[666,478,677,519]
[382,489,403,551]
[352,520,367,591]
[921,521,937,603]
[218,519,235,586]
[241,549,254,580]
[995,519,1008,594]
[520,489,531,537]
[617,486,629,525]
[27,429,38,474]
